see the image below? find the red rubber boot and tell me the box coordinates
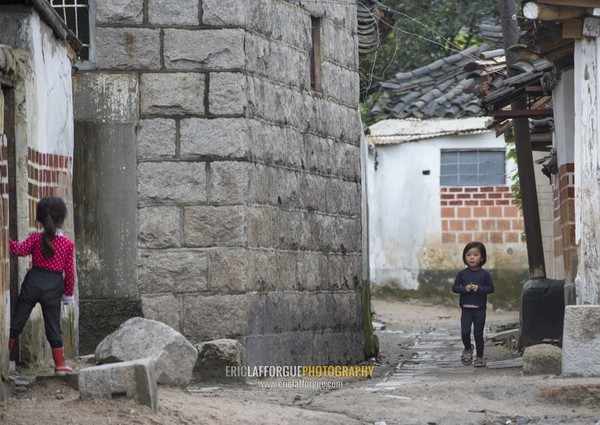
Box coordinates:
[52,347,74,375]
[8,338,15,352]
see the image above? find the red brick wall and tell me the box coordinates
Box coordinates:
[555,163,576,278]
[26,148,73,228]
[441,186,523,244]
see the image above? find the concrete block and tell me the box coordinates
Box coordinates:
[322,61,360,106]
[137,249,208,294]
[148,0,199,25]
[140,73,205,116]
[208,72,247,115]
[523,344,562,375]
[138,206,181,248]
[322,21,358,69]
[183,206,246,247]
[96,0,143,24]
[136,119,177,159]
[78,358,158,411]
[182,294,254,340]
[141,295,181,332]
[563,305,600,376]
[164,29,244,70]
[180,118,250,159]
[209,161,252,204]
[208,248,248,292]
[96,28,161,70]
[246,207,275,248]
[244,33,309,89]
[138,162,207,204]
[201,0,246,26]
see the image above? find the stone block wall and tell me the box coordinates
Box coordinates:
[83,0,364,365]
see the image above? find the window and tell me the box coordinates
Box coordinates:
[310,16,323,93]
[50,0,93,63]
[440,149,505,186]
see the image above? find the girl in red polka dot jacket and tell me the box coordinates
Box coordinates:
[7,196,75,375]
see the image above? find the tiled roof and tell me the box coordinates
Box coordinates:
[357,1,395,57]
[366,44,492,121]
[458,12,579,151]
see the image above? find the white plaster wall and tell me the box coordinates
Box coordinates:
[26,14,74,157]
[554,69,575,165]
[574,30,600,305]
[366,131,514,289]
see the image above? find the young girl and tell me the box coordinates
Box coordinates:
[7,196,75,375]
[452,241,494,367]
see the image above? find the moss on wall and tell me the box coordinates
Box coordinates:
[362,281,379,359]
[372,268,528,311]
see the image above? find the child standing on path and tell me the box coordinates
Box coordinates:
[7,197,75,375]
[452,241,494,367]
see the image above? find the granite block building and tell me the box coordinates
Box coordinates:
[74,0,365,366]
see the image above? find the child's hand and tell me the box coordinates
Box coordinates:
[465,283,477,292]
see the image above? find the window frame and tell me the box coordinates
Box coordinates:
[310,16,323,93]
[440,148,506,187]
[50,0,96,68]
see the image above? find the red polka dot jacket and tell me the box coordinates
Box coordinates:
[9,232,75,297]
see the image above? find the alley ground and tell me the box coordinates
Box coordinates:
[1,299,599,425]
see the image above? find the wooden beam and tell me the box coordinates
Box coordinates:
[525,86,545,93]
[538,0,600,8]
[491,109,554,118]
[530,96,553,110]
[523,2,586,20]
[563,18,584,39]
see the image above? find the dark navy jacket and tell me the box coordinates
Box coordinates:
[452,267,494,309]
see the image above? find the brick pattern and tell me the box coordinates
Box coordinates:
[555,163,576,277]
[26,148,73,228]
[441,186,523,244]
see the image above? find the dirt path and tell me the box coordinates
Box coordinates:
[1,299,599,425]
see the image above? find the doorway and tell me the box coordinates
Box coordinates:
[1,75,18,361]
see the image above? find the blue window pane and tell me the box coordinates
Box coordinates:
[440,164,457,175]
[440,149,505,187]
[441,175,458,186]
[459,174,479,185]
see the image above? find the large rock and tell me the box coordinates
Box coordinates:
[95,317,198,386]
[523,344,562,376]
[194,339,247,383]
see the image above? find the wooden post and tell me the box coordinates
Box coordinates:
[538,0,600,7]
[498,0,547,279]
[523,3,586,20]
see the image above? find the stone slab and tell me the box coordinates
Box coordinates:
[78,357,158,411]
[562,305,600,377]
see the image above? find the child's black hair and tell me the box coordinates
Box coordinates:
[36,197,68,258]
[462,241,487,267]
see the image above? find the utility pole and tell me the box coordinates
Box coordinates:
[498,0,546,279]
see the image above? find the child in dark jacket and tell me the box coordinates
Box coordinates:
[452,241,494,367]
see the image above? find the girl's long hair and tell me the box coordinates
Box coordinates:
[36,197,68,258]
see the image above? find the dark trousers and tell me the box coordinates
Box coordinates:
[10,267,64,348]
[460,307,486,358]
